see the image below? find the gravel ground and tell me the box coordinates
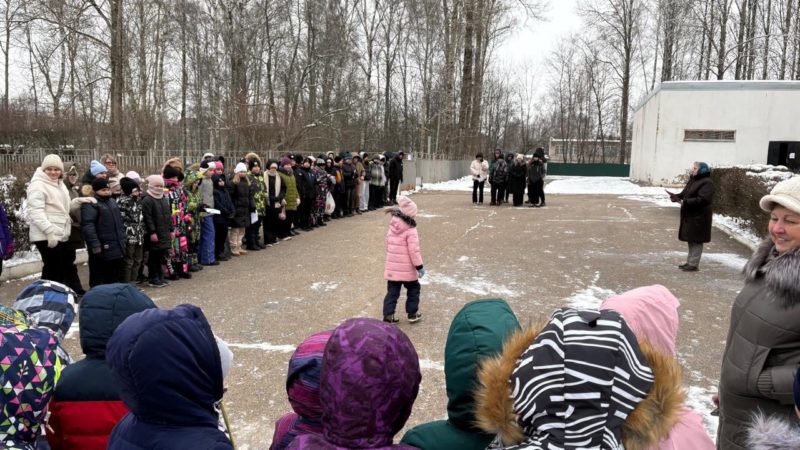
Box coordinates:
[0,190,752,448]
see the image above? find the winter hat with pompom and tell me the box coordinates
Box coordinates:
[40,154,64,172]
[760,175,800,215]
[397,195,417,218]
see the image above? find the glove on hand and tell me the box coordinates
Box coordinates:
[47,235,60,248]
[150,233,159,243]
[91,247,102,255]
[417,268,426,278]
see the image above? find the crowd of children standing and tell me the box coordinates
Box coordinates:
[23,150,407,291]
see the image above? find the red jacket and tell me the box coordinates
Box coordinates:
[47,397,128,450]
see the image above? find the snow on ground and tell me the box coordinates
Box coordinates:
[545,176,667,196]
[419,359,445,371]
[310,281,340,291]
[713,215,762,249]
[3,250,40,268]
[419,272,517,298]
[226,342,296,353]
[686,385,720,440]
[564,272,616,309]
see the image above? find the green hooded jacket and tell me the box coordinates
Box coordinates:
[401,299,520,450]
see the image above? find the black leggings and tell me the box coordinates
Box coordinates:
[34,241,72,285]
[214,222,229,258]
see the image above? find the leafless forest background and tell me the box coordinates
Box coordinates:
[1,0,799,163]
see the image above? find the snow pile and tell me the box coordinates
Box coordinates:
[545,176,667,196]
[742,165,794,190]
[685,385,720,442]
[422,176,474,192]
[713,215,762,249]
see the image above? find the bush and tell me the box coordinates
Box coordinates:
[711,165,794,241]
[1,165,37,252]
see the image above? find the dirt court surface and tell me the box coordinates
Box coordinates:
[0,188,751,448]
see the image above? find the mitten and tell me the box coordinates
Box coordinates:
[417,268,426,278]
[91,247,102,255]
[150,233,159,243]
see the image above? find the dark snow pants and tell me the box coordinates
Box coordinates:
[383,280,421,317]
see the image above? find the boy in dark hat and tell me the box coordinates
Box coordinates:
[81,178,126,287]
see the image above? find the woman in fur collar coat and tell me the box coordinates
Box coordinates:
[717,175,800,450]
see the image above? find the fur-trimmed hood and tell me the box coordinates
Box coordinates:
[475,322,685,450]
[744,239,800,308]
[746,413,800,450]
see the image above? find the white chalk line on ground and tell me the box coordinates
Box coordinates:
[419,272,517,298]
[226,342,296,353]
[462,210,497,238]
[564,271,616,310]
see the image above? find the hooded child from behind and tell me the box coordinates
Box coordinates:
[287,318,421,450]
[0,280,77,450]
[401,299,520,450]
[106,304,233,449]
[600,285,715,450]
[270,330,333,450]
[47,284,157,450]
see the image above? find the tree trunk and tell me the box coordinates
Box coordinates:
[110,0,126,151]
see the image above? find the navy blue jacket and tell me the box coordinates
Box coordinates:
[106,304,232,450]
[81,196,126,260]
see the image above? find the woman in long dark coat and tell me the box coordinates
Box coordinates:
[228,163,255,256]
[669,161,714,271]
[507,154,527,207]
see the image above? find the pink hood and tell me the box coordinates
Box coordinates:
[601,285,715,450]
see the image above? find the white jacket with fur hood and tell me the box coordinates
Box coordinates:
[27,168,72,243]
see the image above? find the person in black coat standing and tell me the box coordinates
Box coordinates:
[669,161,714,272]
[81,178,126,287]
[507,154,527,207]
[527,154,546,207]
[296,157,317,230]
[228,163,255,256]
[388,151,404,205]
[141,175,172,287]
[212,174,234,261]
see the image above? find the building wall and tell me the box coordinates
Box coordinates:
[631,83,800,185]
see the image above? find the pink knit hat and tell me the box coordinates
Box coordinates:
[397,196,417,218]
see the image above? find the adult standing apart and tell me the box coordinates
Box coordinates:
[470,153,489,205]
[507,154,527,207]
[388,151,404,205]
[716,175,800,449]
[527,153,546,207]
[669,161,713,272]
[100,153,123,196]
[27,154,74,284]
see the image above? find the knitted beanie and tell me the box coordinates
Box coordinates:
[120,177,139,196]
[91,178,109,192]
[40,154,64,172]
[125,171,142,184]
[397,196,418,218]
[90,160,107,176]
[234,162,247,174]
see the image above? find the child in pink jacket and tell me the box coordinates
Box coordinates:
[600,285,715,450]
[383,196,424,324]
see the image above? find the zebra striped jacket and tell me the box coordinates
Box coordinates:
[475,308,687,450]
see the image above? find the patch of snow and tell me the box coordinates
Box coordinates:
[310,281,339,291]
[713,214,761,250]
[457,256,469,262]
[564,271,616,309]
[419,359,445,371]
[545,176,667,196]
[3,250,41,268]
[226,342,296,353]
[420,272,517,298]
[422,176,474,192]
[65,322,79,340]
[703,253,749,271]
[18,272,41,281]
[416,212,442,218]
[685,385,719,443]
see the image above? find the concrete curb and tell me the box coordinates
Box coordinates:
[1,250,87,283]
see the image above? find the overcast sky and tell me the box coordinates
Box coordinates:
[496,0,582,67]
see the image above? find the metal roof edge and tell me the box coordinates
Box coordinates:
[634,80,800,112]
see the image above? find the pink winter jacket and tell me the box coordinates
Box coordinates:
[384,216,423,282]
[600,285,715,450]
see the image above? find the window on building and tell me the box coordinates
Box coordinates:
[684,129,736,142]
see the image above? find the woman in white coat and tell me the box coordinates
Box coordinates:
[27,154,89,284]
[470,153,489,205]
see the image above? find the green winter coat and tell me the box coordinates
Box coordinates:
[400,299,520,450]
[278,170,299,211]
